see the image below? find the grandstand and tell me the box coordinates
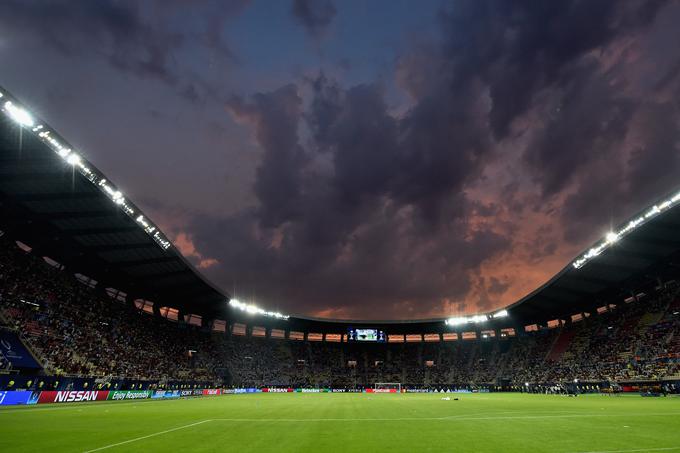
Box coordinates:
[1,87,680,451]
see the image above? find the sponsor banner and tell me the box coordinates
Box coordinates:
[405,389,429,393]
[298,388,321,393]
[331,389,346,393]
[0,390,38,406]
[38,390,109,404]
[0,330,42,369]
[107,391,152,401]
[223,389,235,394]
[366,389,397,393]
[193,389,204,396]
[234,388,259,394]
[151,390,181,399]
[180,390,194,397]
[202,389,222,396]
[261,388,292,393]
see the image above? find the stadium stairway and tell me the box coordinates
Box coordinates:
[547,329,575,362]
[638,311,665,332]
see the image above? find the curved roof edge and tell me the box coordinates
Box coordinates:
[0,85,229,307]
[505,185,680,314]
[3,84,679,329]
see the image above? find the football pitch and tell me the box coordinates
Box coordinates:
[0,393,679,452]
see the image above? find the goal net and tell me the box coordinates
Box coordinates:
[373,382,401,393]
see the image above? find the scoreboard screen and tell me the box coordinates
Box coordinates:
[347,328,386,342]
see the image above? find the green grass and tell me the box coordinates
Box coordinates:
[1,393,679,452]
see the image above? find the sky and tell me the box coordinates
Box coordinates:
[1,0,680,320]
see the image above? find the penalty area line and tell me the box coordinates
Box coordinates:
[82,419,213,452]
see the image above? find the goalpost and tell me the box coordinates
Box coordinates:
[374,382,401,393]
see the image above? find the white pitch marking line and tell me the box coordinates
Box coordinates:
[209,412,680,422]
[81,413,680,451]
[82,419,213,453]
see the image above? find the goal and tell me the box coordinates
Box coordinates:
[373,382,401,393]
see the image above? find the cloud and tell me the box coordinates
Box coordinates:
[0,0,181,82]
[0,0,250,101]
[9,0,676,319]
[173,232,220,270]
[291,0,337,39]
[227,85,308,228]
[433,0,668,140]
[189,0,679,319]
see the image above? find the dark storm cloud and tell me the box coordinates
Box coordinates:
[5,0,676,319]
[523,62,637,196]
[0,0,249,101]
[187,0,677,318]
[291,0,337,39]
[434,0,668,140]
[205,63,510,316]
[188,198,510,317]
[0,0,181,82]
[227,85,308,228]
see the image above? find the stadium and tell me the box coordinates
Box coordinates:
[0,84,679,451]
[2,2,680,451]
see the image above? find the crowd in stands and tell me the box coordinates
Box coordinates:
[0,237,218,382]
[1,235,679,389]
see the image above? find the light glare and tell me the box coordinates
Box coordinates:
[229,299,289,320]
[4,101,35,127]
[572,190,680,269]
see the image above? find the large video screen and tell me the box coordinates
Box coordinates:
[347,328,386,342]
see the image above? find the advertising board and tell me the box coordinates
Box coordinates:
[0,390,37,405]
[38,390,109,404]
[107,391,152,401]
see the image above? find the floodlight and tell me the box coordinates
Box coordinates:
[4,101,35,127]
[66,153,81,166]
[492,309,508,318]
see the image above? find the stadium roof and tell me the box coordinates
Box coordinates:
[2,86,680,333]
[0,87,227,319]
